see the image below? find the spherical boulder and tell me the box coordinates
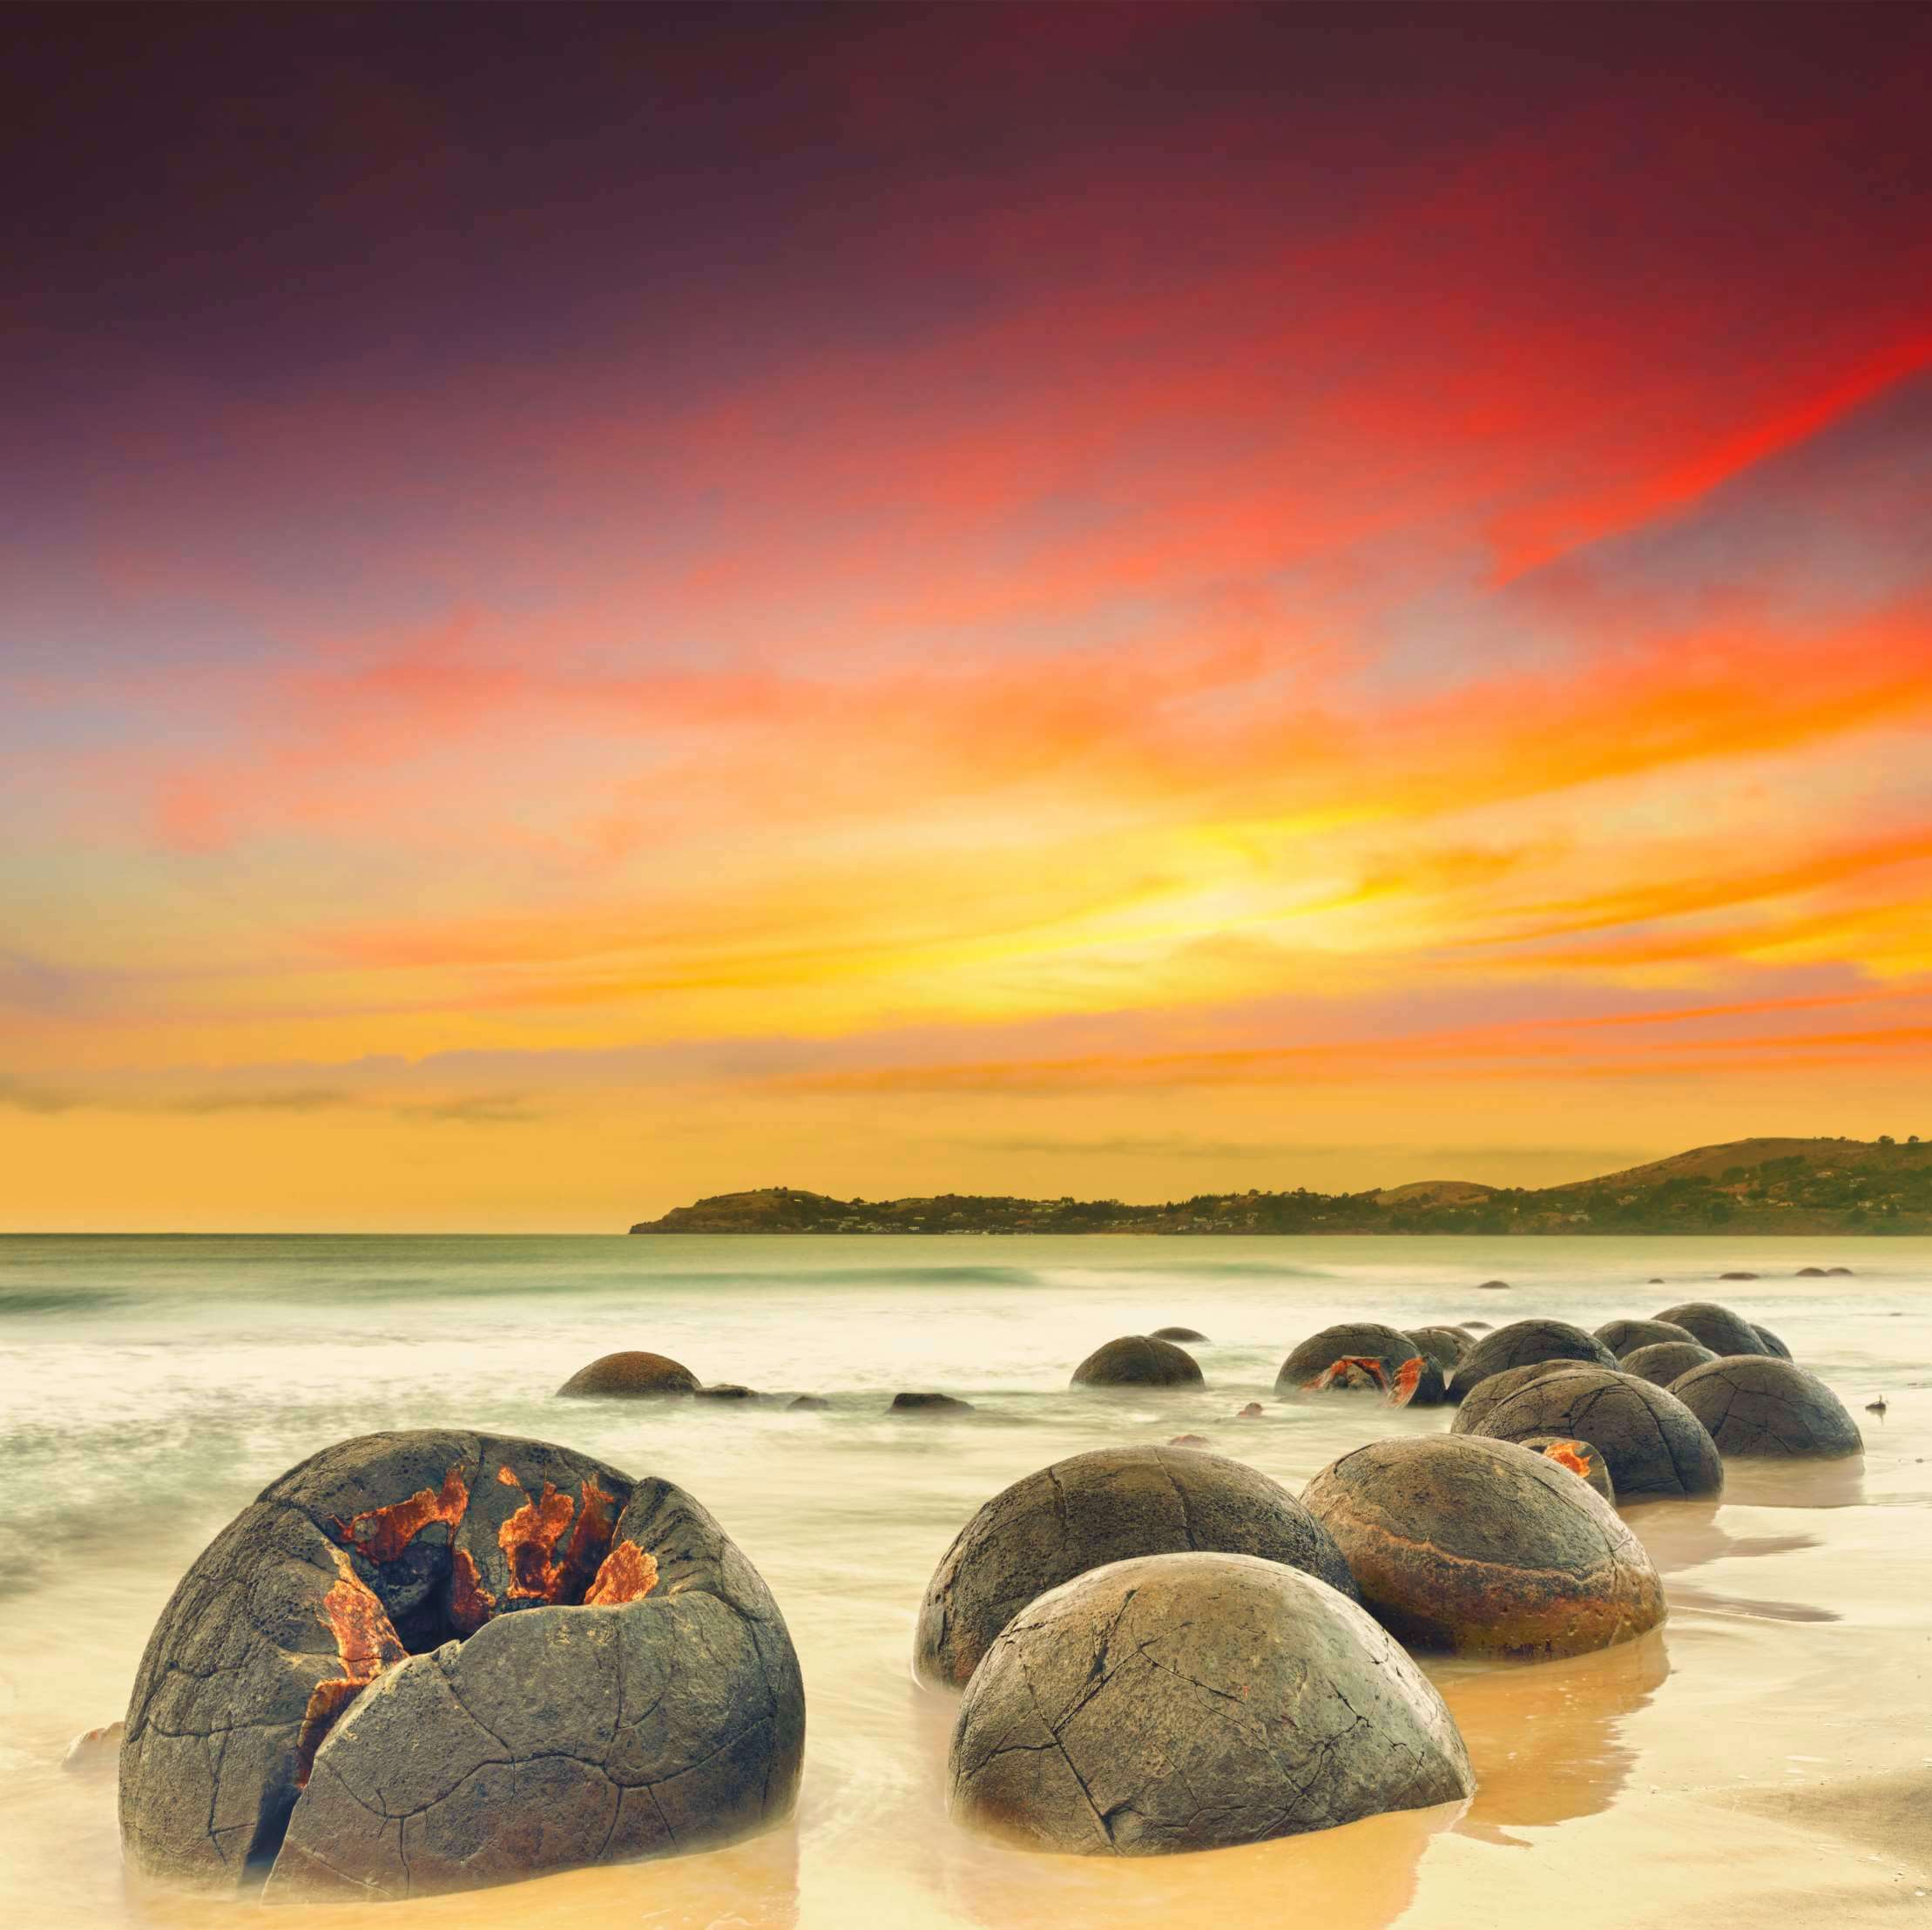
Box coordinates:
[1653,1302,1767,1356]
[1517,1434,1617,1506]
[1407,1326,1469,1376]
[1449,1319,1617,1402]
[1459,1366,1723,1500]
[1719,1271,1760,1281]
[914,1445,1357,1689]
[1150,1325,1206,1341]
[122,1431,804,1898]
[1275,1323,1438,1406]
[1669,1357,1862,1458]
[1620,1340,1717,1388]
[1303,1437,1658,1657]
[1071,1335,1204,1388]
[891,1391,976,1414]
[1452,1359,1584,1434]
[1595,1317,1699,1360]
[948,1552,1472,1854]
[557,1351,699,1398]
[1753,1324,1794,1360]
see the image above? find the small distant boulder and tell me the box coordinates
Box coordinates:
[1458,1366,1723,1499]
[1167,1434,1210,1448]
[1653,1301,1768,1357]
[1476,1279,1511,1291]
[914,1445,1358,1688]
[1236,1401,1263,1418]
[1669,1358,1862,1458]
[1150,1325,1207,1341]
[787,1394,829,1411]
[1449,1320,1617,1402]
[1795,1266,1828,1279]
[696,1383,757,1401]
[1826,1266,1854,1276]
[1595,1317,1699,1360]
[948,1553,1471,1852]
[1304,1436,1658,1657]
[1621,1340,1718,1388]
[1071,1335,1204,1389]
[557,1350,699,1398]
[1719,1272,1760,1281]
[890,1392,975,1415]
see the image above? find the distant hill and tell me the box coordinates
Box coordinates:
[631,1136,1932,1234]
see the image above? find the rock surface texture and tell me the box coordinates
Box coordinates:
[914,1446,1358,1689]
[1652,1302,1768,1357]
[948,1552,1472,1854]
[120,1431,803,1898]
[1619,1340,1718,1388]
[1303,1437,1659,1657]
[1070,1335,1204,1388]
[1449,1360,1580,1435]
[1449,1320,1618,1401]
[1595,1318,1700,1360]
[1669,1357,1863,1457]
[556,1351,700,1398]
[1456,1367,1723,1500]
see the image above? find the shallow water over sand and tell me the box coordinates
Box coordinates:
[2,1234,1928,1927]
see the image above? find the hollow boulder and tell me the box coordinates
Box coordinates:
[1071,1335,1204,1388]
[1456,1366,1723,1500]
[1275,1322,1439,1406]
[1668,1357,1862,1458]
[914,1445,1358,1689]
[120,1431,803,1898]
[1517,1434,1617,1507]
[1303,1436,1658,1657]
[949,1552,1471,1854]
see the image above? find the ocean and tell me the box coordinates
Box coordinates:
[2,1233,1927,1927]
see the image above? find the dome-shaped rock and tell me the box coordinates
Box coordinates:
[1450,1359,1583,1434]
[1654,1302,1766,1356]
[1150,1325,1207,1341]
[557,1351,699,1398]
[1457,1367,1722,1500]
[1595,1317,1699,1359]
[1449,1320,1617,1402]
[1303,1436,1658,1657]
[891,1391,976,1414]
[1275,1323,1438,1406]
[1407,1326,1469,1375]
[948,1552,1471,1854]
[1071,1335,1204,1389]
[123,1431,803,1898]
[1619,1340,1717,1388]
[915,1446,1357,1689]
[1668,1357,1862,1458]
[1752,1324,1794,1360]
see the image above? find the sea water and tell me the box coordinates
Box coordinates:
[2,1234,1928,1927]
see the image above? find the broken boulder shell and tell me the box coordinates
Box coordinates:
[1303,1436,1659,1657]
[914,1445,1358,1689]
[949,1551,1472,1854]
[1071,1335,1204,1388]
[1456,1366,1723,1500]
[119,1430,803,1898]
[1668,1357,1863,1458]
[1517,1434,1618,1507]
[1274,1322,1440,1406]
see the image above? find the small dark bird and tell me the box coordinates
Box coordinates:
[1865,1396,1888,1419]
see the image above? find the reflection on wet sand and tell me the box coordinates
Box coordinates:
[937,1792,1465,1930]
[1429,1630,1671,1846]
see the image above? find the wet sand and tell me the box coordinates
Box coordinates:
[1,1233,1927,1927]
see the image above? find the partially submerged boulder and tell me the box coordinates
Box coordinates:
[1275,1323,1439,1406]
[1595,1317,1699,1359]
[1449,1320,1617,1402]
[1653,1302,1767,1356]
[1071,1335,1204,1388]
[914,1446,1358,1689]
[1407,1326,1469,1376]
[1150,1325,1207,1341]
[890,1392,976,1414]
[1303,1436,1658,1657]
[1668,1357,1863,1458]
[557,1351,699,1398]
[948,1552,1471,1854]
[121,1431,803,1898]
[1457,1366,1723,1500]
[1620,1340,1717,1388]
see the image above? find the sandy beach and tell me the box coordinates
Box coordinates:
[2,1233,1926,1927]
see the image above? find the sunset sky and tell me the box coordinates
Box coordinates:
[5,3,1931,1230]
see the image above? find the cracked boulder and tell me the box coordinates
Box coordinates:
[1668,1357,1862,1458]
[1449,1320,1618,1403]
[1595,1318,1700,1360]
[948,1551,1471,1855]
[1274,1322,1442,1406]
[1652,1302,1767,1357]
[1753,1324,1794,1360]
[1070,1335,1204,1388]
[1620,1340,1717,1388]
[1449,1358,1584,1434]
[914,1446,1358,1689]
[1304,1437,1659,1658]
[119,1430,803,1898]
[1407,1326,1470,1377]
[1456,1365,1723,1500]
